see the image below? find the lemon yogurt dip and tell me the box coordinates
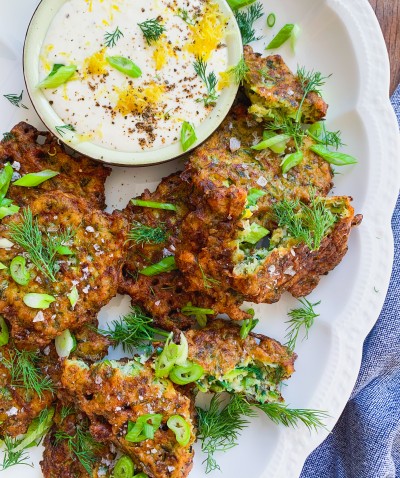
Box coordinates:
[38,0,232,153]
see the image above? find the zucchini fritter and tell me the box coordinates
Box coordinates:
[0,191,128,348]
[243,45,328,123]
[184,319,295,404]
[0,122,110,210]
[61,358,196,478]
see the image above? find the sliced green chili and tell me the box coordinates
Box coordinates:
[169,362,204,385]
[10,256,30,285]
[113,455,135,478]
[267,13,276,28]
[167,415,191,446]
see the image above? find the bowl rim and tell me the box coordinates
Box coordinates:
[23,0,242,167]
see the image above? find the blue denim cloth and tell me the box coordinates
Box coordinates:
[300,86,400,478]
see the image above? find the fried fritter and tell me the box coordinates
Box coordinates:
[243,45,328,123]
[0,345,54,437]
[0,191,128,348]
[41,404,115,478]
[120,172,250,327]
[0,122,110,210]
[184,319,295,404]
[60,358,196,478]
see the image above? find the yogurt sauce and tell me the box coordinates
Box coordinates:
[39,0,230,152]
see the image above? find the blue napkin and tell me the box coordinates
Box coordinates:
[300,86,400,477]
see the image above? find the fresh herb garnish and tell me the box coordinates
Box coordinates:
[131,199,177,211]
[8,207,74,282]
[228,56,249,85]
[296,67,330,123]
[54,425,100,474]
[98,305,169,353]
[37,65,77,89]
[0,436,32,470]
[181,303,215,327]
[176,8,196,25]
[2,132,15,142]
[285,298,321,351]
[193,56,218,106]
[139,256,177,276]
[138,18,165,45]
[181,121,197,152]
[106,56,142,78]
[307,122,343,150]
[266,13,276,27]
[3,348,54,398]
[60,405,75,423]
[234,2,264,45]
[309,144,357,166]
[3,91,28,109]
[199,263,221,290]
[239,310,259,339]
[55,124,76,137]
[273,195,337,250]
[265,23,300,51]
[197,394,257,473]
[128,221,167,245]
[104,26,124,48]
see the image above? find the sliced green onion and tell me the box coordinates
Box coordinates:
[240,309,259,339]
[13,170,59,187]
[37,64,77,89]
[0,238,13,249]
[13,408,55,452]
[55,329,77,358]
[281,150,304,174]
[113,455,135,478]
[167,415,191,446]
[0,203,19,220]
[133,474,148,478]
[155,333,188,377]
[67,286,79,310]
[0,198,13,207]
[226,0,257,10]
[252,134,291,153]
[266,24,297,50]
[131,199,177,211]
[0,163,13,202]
[125,414,163,443]
[139,256,177,276]
[106,56,142,78]
[181,121,197,152]
[23,293,56,309]
[267,13,276,28]
[0,316,9,346]
[181,305,214,316]
[309,144,357,166]
[175,333,189,366]
[10,256,30,286]
[169,362,204,385]
[238,222,269,245]
[0,262,7,270]
[246,188,266,207]
[56,245,74,255]
[290,24,301,53]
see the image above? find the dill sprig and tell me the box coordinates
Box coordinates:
[285,298,321,351]
[60,404,75,423]
[138,18,165,45]
[176,8,196,25]
[0,436,32,470]
[198,263,221,290]
[3,349,54,398]
[197,394,257,473]
[193,56,218,106]
[55,426,100,474]
[8,207,74,282]
[307,122,343,150]
[255,402,329,432]
[55,124,76,137]
[104,26,124,47]
[296,67,330,123]
[2,132,15,142]
[234,2,264,45]
[272,195,337,250]
[3,91,28,109]
[128,221,167,245]
[99,306,170,353]
[265,116,305,151]
[228,56,250,85]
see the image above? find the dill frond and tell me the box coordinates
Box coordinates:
[0,436,32,470]
[138,19,165,45]
[285,298,321,351]
[256,402,329,432]
[8,207,74,282]
[98,306,169,353]
[3,91,28,109]
[104,26,124,47]
[234,2,264,45]
[228,56,250,85]
[3,349,54,398]
[197,394,256,473]
[193,56,219,106]
[55,124,76,137]
[128,221,167,245]
[60,405,75,423]
[176,8,196,25]
[2,132,15,142]
[296,67,330,123]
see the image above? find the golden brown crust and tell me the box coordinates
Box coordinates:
[1,122,110,210]
[243,45,328,123]
[60,359,196,478]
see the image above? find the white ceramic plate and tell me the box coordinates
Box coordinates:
[0,1,399,477]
